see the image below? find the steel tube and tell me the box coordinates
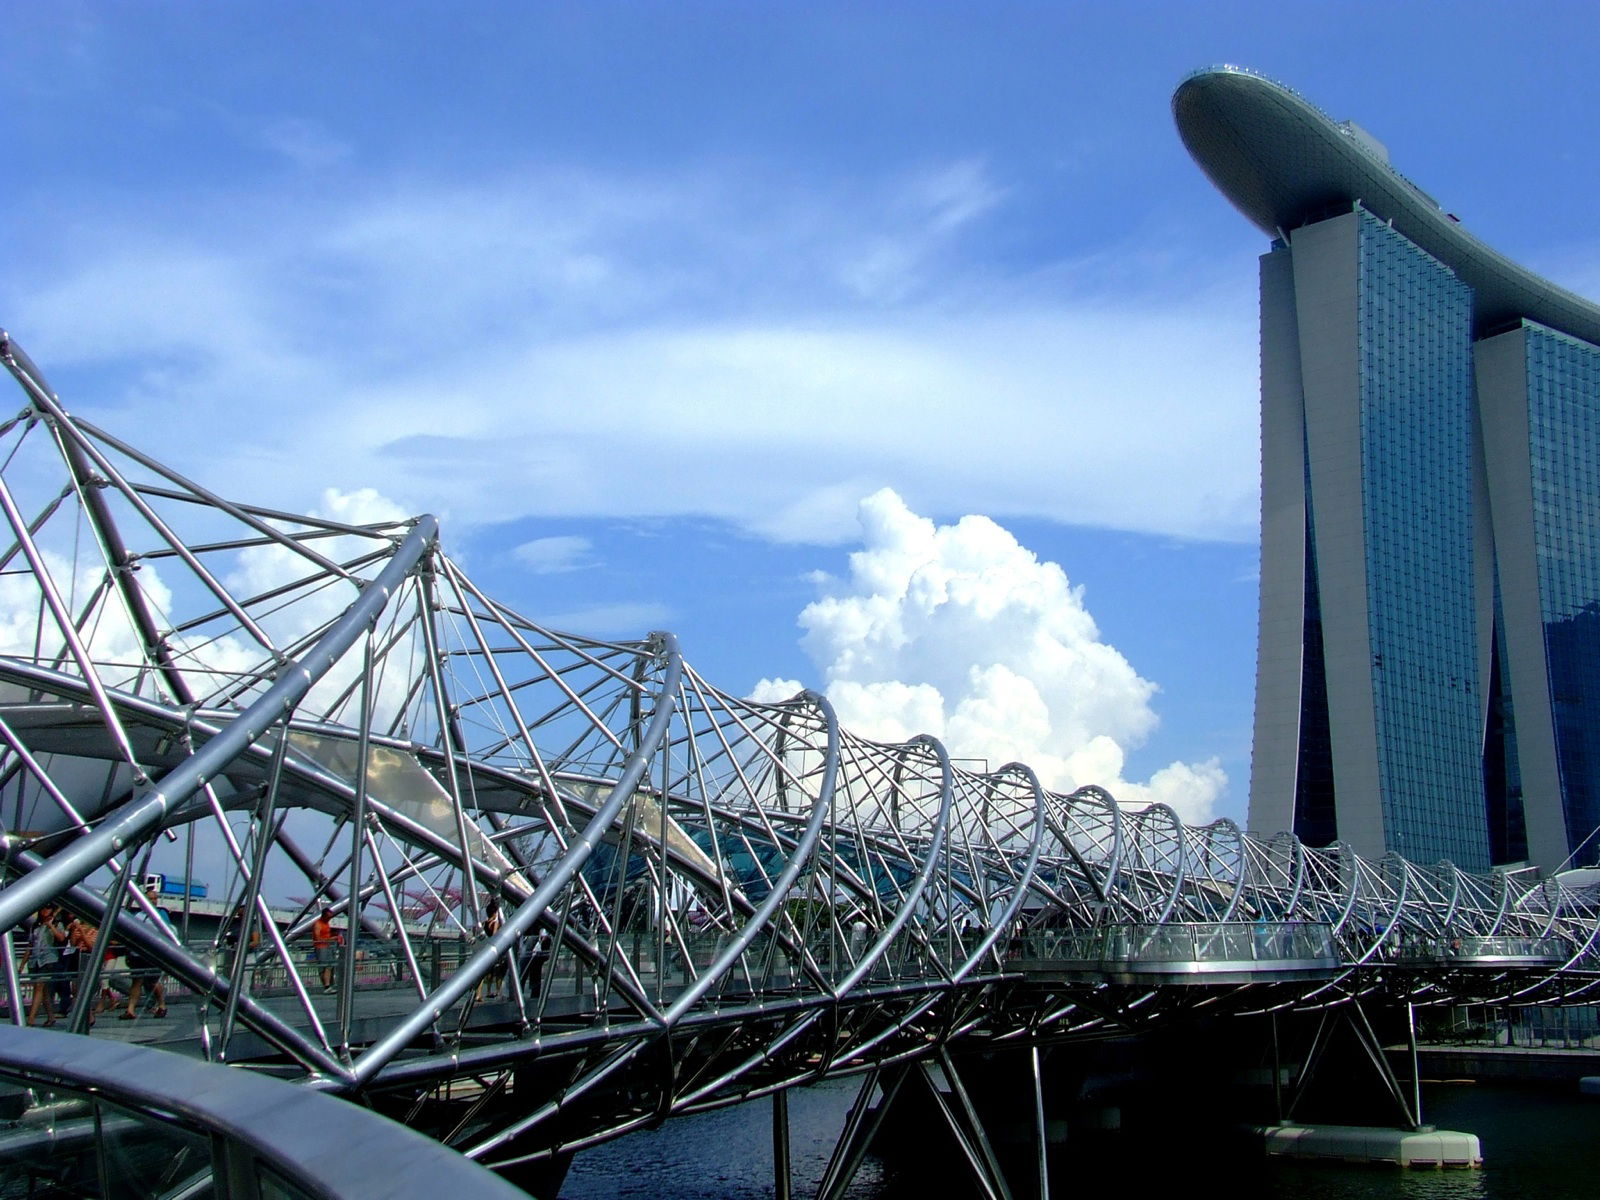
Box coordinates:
[0,517,438,932]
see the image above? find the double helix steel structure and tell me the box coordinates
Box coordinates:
[2,330,1599,1174]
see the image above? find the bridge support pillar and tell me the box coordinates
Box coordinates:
[817,1065,906,1200]
[1029,1046,1049,1200]
[1287,999,1422,1130]
[772,1088,791,1200]
[816,1055,1017,1200]
[932,1048,1013,1200]
[1406,1000,1423,1129]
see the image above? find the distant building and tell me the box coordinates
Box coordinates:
[1175,66,1600,872]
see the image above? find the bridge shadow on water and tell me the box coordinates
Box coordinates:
[562,1051,1600,1200]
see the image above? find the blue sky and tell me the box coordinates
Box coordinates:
[6,2,1600,827]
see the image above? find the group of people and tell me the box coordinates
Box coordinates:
[22,884,172,1026]
[20,887,561,1025]
[23,893,352,1024]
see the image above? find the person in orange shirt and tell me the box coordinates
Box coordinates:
[311,908,342,993]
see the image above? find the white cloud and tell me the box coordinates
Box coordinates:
[259,117,352,170]
[749,677,806,704]
[4,159,1257,549]
[214,486,420,721]
[837,158,1004,302]
[510,535,594,575]
[531,601,672,638]
[0,429,415,714]
[0,546,174,686]
[773,489,1225,824]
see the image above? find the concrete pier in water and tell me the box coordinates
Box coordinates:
[1255,1123,1483,1168]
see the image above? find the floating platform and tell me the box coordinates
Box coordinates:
[1578,1076,1600,1096]
[1254,1123,1482,1168]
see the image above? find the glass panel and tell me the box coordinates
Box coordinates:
[94,1094,213,1200]
[0,1072,216,1200]
[257,1160,319,1200]
[1525,324,1600,864]
[0,1079,102,1197]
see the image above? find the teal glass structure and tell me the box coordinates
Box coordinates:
[1176,67,1600,871]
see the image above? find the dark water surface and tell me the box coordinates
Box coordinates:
[561,1077,1600,1199]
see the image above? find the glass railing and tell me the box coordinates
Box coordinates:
[1013,921,1338,967]
[1390,935,1570,962]
[12,923,998,1040]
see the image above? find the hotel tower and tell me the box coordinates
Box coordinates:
[1175,67,1600,873]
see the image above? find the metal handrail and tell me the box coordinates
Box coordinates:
[0,1024,522,1199]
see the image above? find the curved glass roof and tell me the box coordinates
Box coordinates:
[1173,65,1600,347]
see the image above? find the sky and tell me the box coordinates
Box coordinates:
[6,2,1600,830]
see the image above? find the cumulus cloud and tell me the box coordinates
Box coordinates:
[0,546,177,687]
[0,482,423,716]
[757,490,1225,824]
[214,486,420,719]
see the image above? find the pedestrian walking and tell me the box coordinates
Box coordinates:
[25,906,66,1027]
[478,898,504,1000]
[120,891,169,1020]
[527,928,551,995]
[311,908,342,993]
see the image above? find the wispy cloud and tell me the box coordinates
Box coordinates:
[510,535,595,574]
[5,157,1257,548]
[837,158,1006,303]
[531,601,673,638]
[259,117,352,170]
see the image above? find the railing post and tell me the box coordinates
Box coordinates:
[1406,1001,1423,1130]
[1270,1011,1284,1121]
[1031,1045,1050,1200]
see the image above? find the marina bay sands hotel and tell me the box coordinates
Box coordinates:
[1175,68,1600,874]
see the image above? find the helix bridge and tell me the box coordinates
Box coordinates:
[1,330,1598,1185]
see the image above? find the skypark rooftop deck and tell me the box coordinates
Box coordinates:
[1173,65,1600,345]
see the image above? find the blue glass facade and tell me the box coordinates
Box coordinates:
[1355,212,1488,869]
[1525,324,1600,864]
[1273,219,1600,872]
